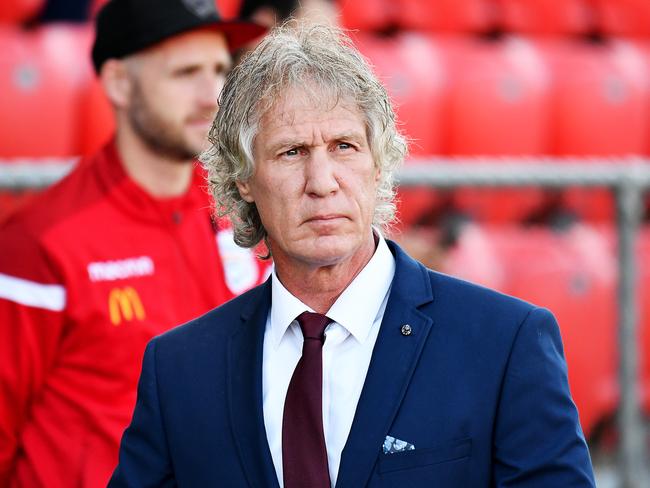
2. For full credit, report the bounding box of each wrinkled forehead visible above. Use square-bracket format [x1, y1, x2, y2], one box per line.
[272, 86, 352, 117]
[255, 80, 367, 134]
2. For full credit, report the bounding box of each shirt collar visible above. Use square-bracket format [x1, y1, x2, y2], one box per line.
[269, 232, 395, 348]
[270, 268, 316, 347]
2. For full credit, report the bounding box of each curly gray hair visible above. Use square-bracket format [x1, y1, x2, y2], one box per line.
[201, 21, 407, 250]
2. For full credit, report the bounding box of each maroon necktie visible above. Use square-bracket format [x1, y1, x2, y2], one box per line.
[282, 312, 331, 488]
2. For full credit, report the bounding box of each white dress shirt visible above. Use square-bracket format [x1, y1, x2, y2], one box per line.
[262, 234, 396, 487]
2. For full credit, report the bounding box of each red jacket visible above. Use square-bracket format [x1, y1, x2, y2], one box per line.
[0, 142, 268, 487]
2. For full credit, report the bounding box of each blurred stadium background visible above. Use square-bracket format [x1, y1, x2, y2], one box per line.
[1, 0, 650, 485]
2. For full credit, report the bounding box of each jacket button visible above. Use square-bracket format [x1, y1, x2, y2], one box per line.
[400, 324, 412, 336]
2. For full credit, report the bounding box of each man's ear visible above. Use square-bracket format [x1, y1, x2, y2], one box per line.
[236, 180, 255, 203]
[99, 59, 133, 109]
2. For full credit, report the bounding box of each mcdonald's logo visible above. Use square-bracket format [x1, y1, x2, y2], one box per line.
[108, 287, 146, 326]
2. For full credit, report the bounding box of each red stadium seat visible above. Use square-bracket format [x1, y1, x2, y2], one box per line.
[393, 185, 453, 231]
[0, 0, 44, 24]
[559, 185, 616, 223]
[474, 225, 618, 439]
[354, 32, 449, 228]
[496, 0, 595, 35]
[0, 25, 77, 157]
[396, 0, 495, 33]
[439, 223, 506, 290]
[338, 0, 394, 32]
[596, 0, 650, 38]
[0, 24, 95, 158]
[340, 0, 495, 33]
[441, 36, 551, 222]
[538, 39, 650, 221]
[451, 186, 549, 223]
[541, 38, 650, 156]
[445, 36, 552, 156]
[354, 32, 448, 156]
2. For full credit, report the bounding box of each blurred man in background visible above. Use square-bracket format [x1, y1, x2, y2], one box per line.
[0, 0, 265, 486]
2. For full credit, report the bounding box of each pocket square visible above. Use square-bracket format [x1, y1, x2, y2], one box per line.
[383, 435, 415, 454]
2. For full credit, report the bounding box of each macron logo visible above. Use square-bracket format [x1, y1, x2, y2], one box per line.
[87, 256, 155, 282]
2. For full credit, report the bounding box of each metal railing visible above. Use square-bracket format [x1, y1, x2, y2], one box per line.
[2, 156, 650, 487]
[0, 158, 76, 189]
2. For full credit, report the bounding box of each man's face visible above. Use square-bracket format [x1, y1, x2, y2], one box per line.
[237, 88, 380, 271]
[126, 29, 231, 161]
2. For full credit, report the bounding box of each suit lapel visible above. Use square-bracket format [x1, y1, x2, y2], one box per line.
[227, 281, 280, 488]
[336, 242, 435, 488]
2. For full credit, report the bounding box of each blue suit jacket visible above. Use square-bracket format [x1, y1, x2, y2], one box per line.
[109, 241, 595, 487]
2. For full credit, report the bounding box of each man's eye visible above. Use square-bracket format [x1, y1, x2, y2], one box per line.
[338, 142, 353, 150]
[174, 66, 198, 77]
[284, 148, 300, 157]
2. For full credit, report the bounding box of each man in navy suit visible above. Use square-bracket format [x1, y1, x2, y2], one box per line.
[110, 22, 595, 487]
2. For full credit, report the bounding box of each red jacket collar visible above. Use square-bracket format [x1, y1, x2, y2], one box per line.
[92, 140, 212, 225]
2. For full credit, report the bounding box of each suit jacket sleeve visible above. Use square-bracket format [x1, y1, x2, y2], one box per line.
[109, 339, 176, 487]
[492, 307, 595, 487]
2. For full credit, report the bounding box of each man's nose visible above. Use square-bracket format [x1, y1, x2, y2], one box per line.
[304, 150, 339, 197]
[197, 72, 221, 109]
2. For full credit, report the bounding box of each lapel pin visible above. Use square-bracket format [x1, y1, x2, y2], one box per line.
[400, 324, 412, 336]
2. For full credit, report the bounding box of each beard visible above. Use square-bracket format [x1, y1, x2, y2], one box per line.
[127, 81, 211, 162]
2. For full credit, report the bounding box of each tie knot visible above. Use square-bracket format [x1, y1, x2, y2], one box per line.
[296, 312, 331, 341]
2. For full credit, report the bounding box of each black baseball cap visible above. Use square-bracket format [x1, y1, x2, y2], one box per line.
[92, 0, 266, 73]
